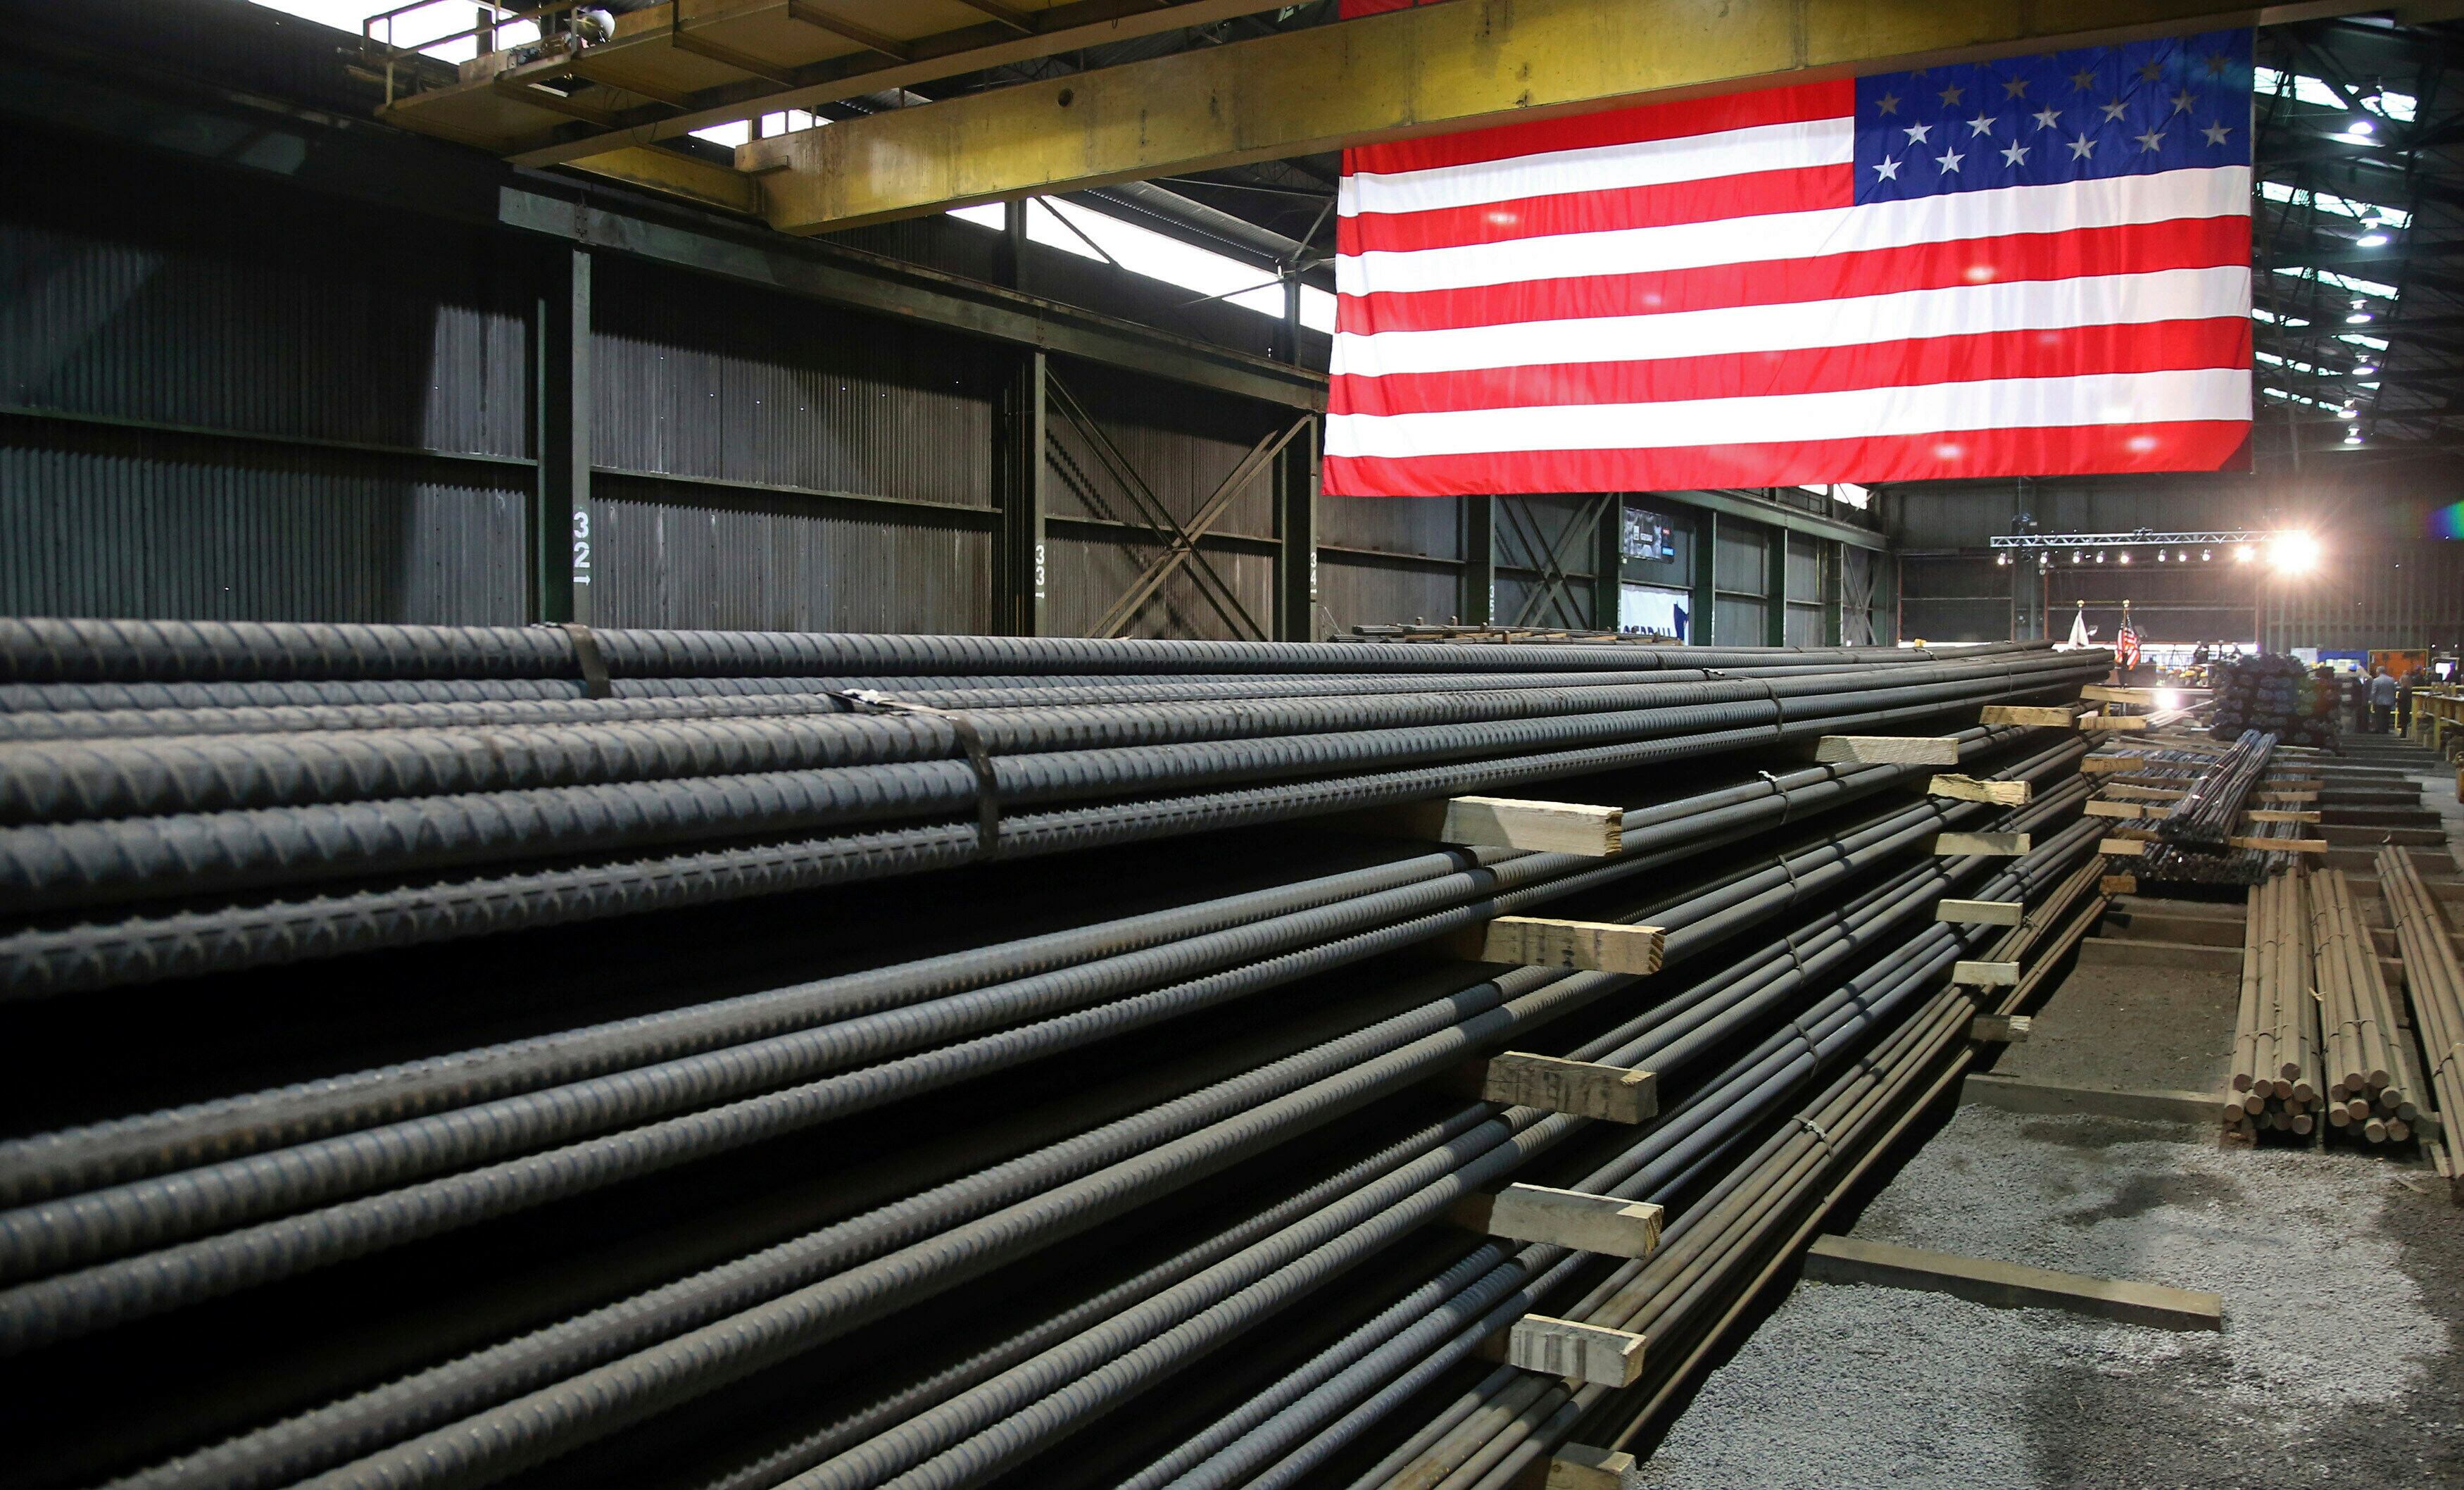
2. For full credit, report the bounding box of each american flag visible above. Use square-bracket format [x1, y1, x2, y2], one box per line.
[1325, 27, 2256, 497]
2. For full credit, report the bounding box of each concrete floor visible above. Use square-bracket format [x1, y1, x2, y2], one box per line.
[1635, 1105, 2464, 1490]
[1635, 740, 2464, 1489]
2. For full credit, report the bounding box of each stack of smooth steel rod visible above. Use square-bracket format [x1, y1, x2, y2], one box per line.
[2308, 868, 2418, 1144]
[2225, 868, 2325, 1144]
[0, 620, 2103, 999]
[0, 618, 2108, 1490]
[2375, 846, 2464, 1169]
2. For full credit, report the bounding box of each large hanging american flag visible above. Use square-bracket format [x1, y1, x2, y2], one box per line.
[1325, 27, 2255, 497]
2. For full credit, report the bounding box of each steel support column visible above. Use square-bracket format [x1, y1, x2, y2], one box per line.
[1464, 496, 1495, 625]
[1276, 417, 1319, 641]
[1690, 510, 1717, 648]
[995, 349, 1048, 636]
[534, 246, 592, 625]
[1764, 518, 1788, 647]
[1823, 540, 1844, 646]
[1592, 494, 1624, 631]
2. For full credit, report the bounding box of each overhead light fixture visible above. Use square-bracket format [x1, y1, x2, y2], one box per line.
[2349, 312, 2375, 323]
[2351, 117, 2376, 134]
[2157, 551, 2168, 563]
[2234, 545, 2255, 562]
[2071, 553, 2082, 563]
[2202, 550, 2213, 561]
[2119, 552, 2132, 564]
[2270, 532, 2322, 573]
[1996, 553, 2009, 566]
[2096, 553, 2107, 563]
[2337, 406, 2359, 419]
[2345, 430, 2365, 445]
[2356, 363, 2378, 375]
[2359, 232, 2391, 247]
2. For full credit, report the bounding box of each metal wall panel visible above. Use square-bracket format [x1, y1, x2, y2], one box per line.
[591, 478, 989, 632]
[1494, 494, 1599, 628]
[1044, 358, 1288, 539]
[1321, 494, 1463, 561]
[592, 258, 1000, 507]
[1315, 554, 1460, 634]
[1785, 534, 1821, 603]
[1714, 596, 1767, 646]
[3, 151, 530, 458]
[1900, 554, 2011, 643]
[1785, 604, 1824, 648]
[1714, 522, 1770, 595]
[0, 432, 525, 622]
[1044, 532, 1274, 639]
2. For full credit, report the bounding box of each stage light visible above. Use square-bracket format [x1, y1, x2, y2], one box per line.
[2096, 552, 2106, 563]
[2201, 550, 2213, 561]
[2270, 532, 2321, 573]
[1996, 553, 2009, 565]
[2071, 553, 2082, 563]
[2234, 545, 2254, 562]
[2157, 551, 2167, 562]
[2119, 552, 2132, 564]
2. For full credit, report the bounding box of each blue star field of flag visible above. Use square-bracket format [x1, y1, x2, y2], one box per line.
[1853, 29, 2254, 205]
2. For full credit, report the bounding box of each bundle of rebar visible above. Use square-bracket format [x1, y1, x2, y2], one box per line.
[0, 621, 2104, 999]
[2157, 729, 2276, 851]
[2306, 869, 2417, 1142]
[2225, 868, 2325, 1143]
[2375, 846, 2464, 1156]
[0, 620, 2109, 1490]
[1265, 820, 2105, 1490]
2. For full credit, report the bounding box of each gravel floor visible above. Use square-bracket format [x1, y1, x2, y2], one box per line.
[1634, 1106, 2464, 1490]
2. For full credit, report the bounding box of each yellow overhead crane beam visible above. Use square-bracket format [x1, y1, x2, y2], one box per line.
[738, 0, 2364, 234]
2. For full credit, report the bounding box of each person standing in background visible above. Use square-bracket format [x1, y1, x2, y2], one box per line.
[2398, 672, 2416, 736]
[2369, 668, 2399, 734]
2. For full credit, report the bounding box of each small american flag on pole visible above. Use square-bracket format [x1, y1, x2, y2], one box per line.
[1326, 25, 2255, 496]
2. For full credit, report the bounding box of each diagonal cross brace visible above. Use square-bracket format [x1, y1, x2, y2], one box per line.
[1093, 416, 1310, 639]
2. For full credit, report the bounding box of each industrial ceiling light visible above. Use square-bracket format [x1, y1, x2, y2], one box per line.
[2359, 232, 2391, 246]
[2349, 312, 2375, 323]
[2351, 117, 2376, 134]
[2356, 363, 2378, 375]
[2337, 406, 2358, 419]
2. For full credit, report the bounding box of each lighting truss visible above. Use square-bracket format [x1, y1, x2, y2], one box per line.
[1986, 530, 2286, 551]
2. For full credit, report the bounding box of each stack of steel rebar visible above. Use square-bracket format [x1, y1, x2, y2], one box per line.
[0, 620, 2108, 1490]
[2157, 729, 2277, 851]
[2308, 868, 2418, 1144]
[2226, 868, 2325, 1143]
[2376, 846, 2464, 1160]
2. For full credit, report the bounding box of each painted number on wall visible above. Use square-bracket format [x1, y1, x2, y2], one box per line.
[572, 510, 593, 585]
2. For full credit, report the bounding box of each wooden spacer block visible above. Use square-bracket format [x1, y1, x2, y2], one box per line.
[2101, 873, 2138, 895]
[1926, 773, 2031, 806]
[1814, 734, 1961, 765]
[1936, 897, 2023, 925]
[2101, 837, 2148, 858]
[1540, 1445, 1639, 1490]
[1343, 796, 1623, 856]
[2227, 836, 2328, 854]
[2079, 756, 2139, 773]
[2081, 713, 2151, 731]
[1482, 1184, 1664, 1258]
[2240, 809, 2321, 824]
[2084, 799, 2145, 819]
[1507, 1315, 1648, 1387]
[1933, 831, 2029, 856]
[2105, 784, 2187, 801]
[1971, 1013, 2034, 1043]
[2082, 684, 2196, 706]
[1450, 918, 1665, 975]
[1980, 704, 2085, 727]
[1476, 1051, 1658, 1122]
[1952, 960, 2020, 987]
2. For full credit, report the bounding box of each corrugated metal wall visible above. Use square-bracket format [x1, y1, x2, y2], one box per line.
[1712, 518, 1770, 645]
[1318, 494, 1463, 633]
[1494, 494, 1604, 628]
[1, 148, 532, 622]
